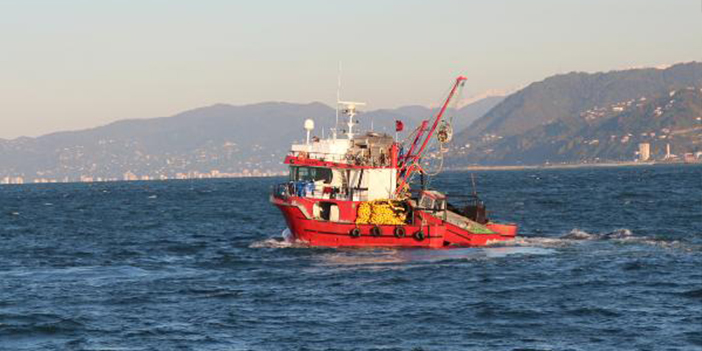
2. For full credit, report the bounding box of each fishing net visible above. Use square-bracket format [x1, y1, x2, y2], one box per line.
[355, 200, 407, 225]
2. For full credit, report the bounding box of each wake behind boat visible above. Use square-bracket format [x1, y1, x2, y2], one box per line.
[270, 76, 518, 248]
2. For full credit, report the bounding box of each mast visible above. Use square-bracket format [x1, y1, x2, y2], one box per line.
[334, 61, 342, 139]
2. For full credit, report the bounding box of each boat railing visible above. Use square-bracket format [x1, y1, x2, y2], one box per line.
[273, 181, 368, 201]
[411, 206, 447, 222]
[290, 151, 347, 163]
[410, 191, 484, 222]
[272, 182, 293, 199]
[443, 193, 483, 207]
[443, 193, 488, 224]
[272, 181, 315, 199]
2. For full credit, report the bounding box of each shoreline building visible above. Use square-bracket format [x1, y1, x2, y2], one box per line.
[638, 143, 650, 162]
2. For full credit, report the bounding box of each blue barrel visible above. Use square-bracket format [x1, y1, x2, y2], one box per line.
[304, 181, 315, 196]
[295, 181, 306, 196]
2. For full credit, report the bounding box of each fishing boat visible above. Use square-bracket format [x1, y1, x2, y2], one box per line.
[270, 76, 518, 248]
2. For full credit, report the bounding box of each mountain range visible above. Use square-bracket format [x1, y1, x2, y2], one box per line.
[1, 62, 701, 183]
[0, 97, 501, 182]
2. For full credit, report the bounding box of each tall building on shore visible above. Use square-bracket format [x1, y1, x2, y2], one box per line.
[638, 143, 650, 161]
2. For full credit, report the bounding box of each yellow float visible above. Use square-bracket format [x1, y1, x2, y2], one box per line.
[355, 200, 407, 225]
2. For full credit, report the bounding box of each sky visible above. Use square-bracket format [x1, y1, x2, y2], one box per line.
[0, 0, 700, 139]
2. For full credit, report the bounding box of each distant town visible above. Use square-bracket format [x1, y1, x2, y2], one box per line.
[1, 168, 287, 185]
[635, 142, 702, 163]
[2, 149, 701, 186]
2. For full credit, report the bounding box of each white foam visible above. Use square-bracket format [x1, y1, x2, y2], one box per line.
[249, 229, 307, 249]
[560, 228, 595, 240]
[483, 246, 555, 257]
[489, 228, 699, 252]
[249, 238, 295, 249]
[281, 228, 293, 242]
[249, 227, 698, 252]
[487, 236, 574, 248]
[558, 228, 634, 241]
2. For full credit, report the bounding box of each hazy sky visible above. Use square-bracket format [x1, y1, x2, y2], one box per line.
[0, 0, 700, 139]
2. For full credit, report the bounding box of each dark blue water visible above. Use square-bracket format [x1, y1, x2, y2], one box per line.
[1, 165, 700, 351]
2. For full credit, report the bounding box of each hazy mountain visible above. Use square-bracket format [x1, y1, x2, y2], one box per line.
[358, 96, 503, 135]
[11, 61, 701, 182]
[0, 97, 501, 182]
[0, 102, 335, 180]
[449, 62, 702, 165]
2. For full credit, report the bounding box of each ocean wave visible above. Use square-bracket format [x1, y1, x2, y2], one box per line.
[0, 312, 86, 336]
[490, 228, 698, 251]
[560, 228, 634, 240]
[679, 288, 702, 300]
[251, 227, 699, 253]
[487, 237, 572, 248]
[249, 229, 307, 249]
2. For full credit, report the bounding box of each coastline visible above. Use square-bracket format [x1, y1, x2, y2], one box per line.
[2, 161, 700, 186]
[448, 161, 701, 172]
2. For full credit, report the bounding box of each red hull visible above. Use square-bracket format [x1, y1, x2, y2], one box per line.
[271, 195, 517, 248]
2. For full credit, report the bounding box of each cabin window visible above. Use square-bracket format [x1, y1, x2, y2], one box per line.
[291, 166, 332, 184]
[419, 196, 434, 209]
[314, 202, 340, 221]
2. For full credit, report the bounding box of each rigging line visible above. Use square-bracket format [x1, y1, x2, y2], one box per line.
[425, 156, 444, 177]
[401, 124, 422, 147]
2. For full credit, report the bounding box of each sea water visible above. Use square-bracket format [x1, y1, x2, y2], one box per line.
[0, 165, 700, 350]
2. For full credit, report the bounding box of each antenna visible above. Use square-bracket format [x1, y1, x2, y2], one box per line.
[338, 101, 366, 139]
[334, 61, 342, 139]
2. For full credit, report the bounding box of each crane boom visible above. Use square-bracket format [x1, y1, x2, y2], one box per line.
[396, 76, 466, 193]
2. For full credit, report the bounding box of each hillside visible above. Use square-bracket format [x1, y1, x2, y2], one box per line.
[0, 98, 500, 182]
[449, 62, 702, 165]
[5, 62, 700, 182]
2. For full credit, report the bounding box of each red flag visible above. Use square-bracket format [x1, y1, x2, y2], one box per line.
[395, 120, 404, 132]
